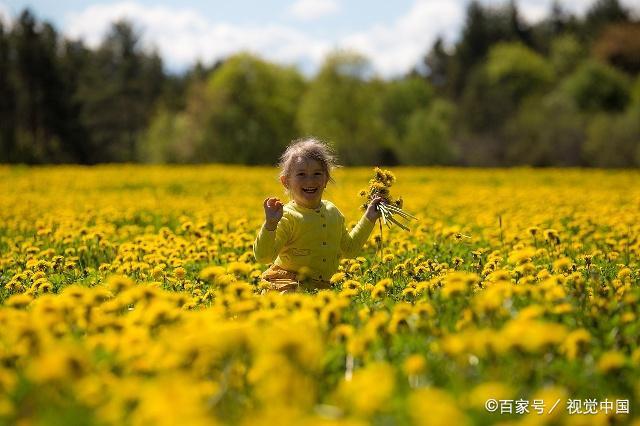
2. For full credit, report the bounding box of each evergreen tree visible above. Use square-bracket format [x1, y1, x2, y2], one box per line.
[451, 1, 489, 97]
[423, 37, 450, 94]
[39, 22, 84, 162]
[11, 10, 72, 162]
[507, 0, 532, 47]
[12, 10, 43, 162]
[530, 2, 578, 55]
[0, 21, 15, 162]
[549, 1, 569, 35]
[585, 0, 630, 36]
[59, 39, 92, 163]
[78, 20, 164, 162]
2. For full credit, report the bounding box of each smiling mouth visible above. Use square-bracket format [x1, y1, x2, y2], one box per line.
[302, 188, 318, 194]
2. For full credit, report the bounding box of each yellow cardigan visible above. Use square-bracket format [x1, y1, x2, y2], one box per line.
[254, 200, 376, 281]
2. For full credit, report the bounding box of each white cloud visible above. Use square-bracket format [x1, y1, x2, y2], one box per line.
[64, 2, 331, 72]
[288, 0, 339, 21]
[341, 0, 463, 76]
[0, 2, 11, 26]
[518, 2, 549, 23]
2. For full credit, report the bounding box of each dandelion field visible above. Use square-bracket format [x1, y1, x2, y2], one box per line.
[1, 165, 639, 426]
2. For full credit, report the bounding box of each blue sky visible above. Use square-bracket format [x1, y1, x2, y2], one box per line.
[1, 0, 638, 76]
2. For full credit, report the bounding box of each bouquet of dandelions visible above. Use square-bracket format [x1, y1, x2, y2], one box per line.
[360, 167, 417, 232]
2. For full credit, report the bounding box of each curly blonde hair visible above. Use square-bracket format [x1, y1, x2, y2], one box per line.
[278, 137, 339, 182]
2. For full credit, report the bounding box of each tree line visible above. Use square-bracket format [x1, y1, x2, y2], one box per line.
[1, 0, 639, 167]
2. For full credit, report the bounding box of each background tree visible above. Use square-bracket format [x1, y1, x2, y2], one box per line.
[399, 99, 457, 165]
[584, 0, 630, 36]
[593, 23, 640, 75]
[548, 1, 571, 36]
[10, 10, 81, 163]
[457, 42, 554, 165]
[203, 53, 305, 164]
[0, 21, 15, 162]
[562, 60, 630, 112]
[450, 2, 490, 98]
[549, 34, 585, 77]
[380, 77, 434, 144]
[1, 1, 640, 167]
[506, 0, 532, 47]
[423, 37, 451, 94]
[485, 42, 554, 101]
[138, 107, 191, 163]
[298, 51, 390, 165]
[449, 1, 534, 98]
[583, 108, 640, 167]
[505, 93, 585, 165]
[144, 53, 306, 164]
[77, 20, 164, 163]
[57, 39, 92, 163]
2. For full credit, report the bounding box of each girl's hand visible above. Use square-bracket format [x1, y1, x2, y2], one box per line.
[365, 196, 385, 222]
[263, 197, 284, 230]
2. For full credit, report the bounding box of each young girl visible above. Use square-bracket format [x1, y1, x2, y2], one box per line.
[254, 138, 383, 293]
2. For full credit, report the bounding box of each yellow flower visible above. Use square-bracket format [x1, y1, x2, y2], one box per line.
[560, 328, 590, 360]
[553, 257, 572, 273]
[334, 362, 395, 417]
[174, 267, 186, 279]
[330, 324, 354, 343]
[530, 386, 567, 421]
[402, 287, 416, 297]
[621, 312, 635, 323]
[465, 381, 514, 409]
[597, 351, 627, 373]
[330, 272, 346, 284]
[227, 261, 252, 277]
[199, 265, 226, 281]
[414, 301, 435, 318]
[617, 267, 632, 280]
[371, 284, 386, 299]
[5, 294, 33, 309]
[498, 319, 568, 354]
[508, 247, 536, 265]
[551, 303, 573, 314]
[151, 265, 165, 279]
[343, 280, 361, 290]
[348, 263, 361, 273]
[403, 354, 426, 377]
[441, 334, 467, 356]
[376, 278, 393, 288]
[544, 228, 560, 243]
[106, 275, 134, 293]
[442, 280, 465, 298]
[28, 348, 89, 383]
[409, 388, 468, 426]
[518, 305, 544, 320]
[485, 269, 511, 282]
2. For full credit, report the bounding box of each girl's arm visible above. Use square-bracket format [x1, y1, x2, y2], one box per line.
[339, 197, 383, 258]
[254, 198, 292, 263]
[254, 218, 292, 263]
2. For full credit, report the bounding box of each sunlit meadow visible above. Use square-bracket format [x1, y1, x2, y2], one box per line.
[1, 165, 639, 425]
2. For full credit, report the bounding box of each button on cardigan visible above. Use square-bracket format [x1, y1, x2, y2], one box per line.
[254, 200, 376, 281]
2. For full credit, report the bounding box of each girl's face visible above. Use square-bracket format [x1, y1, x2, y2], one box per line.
[281, 157, 328, 209]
